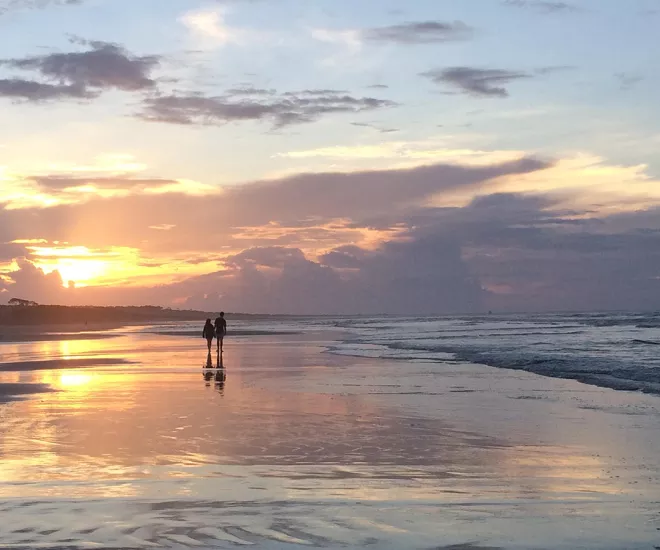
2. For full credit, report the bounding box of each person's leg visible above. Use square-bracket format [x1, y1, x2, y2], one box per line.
[219, 335, 224, 353]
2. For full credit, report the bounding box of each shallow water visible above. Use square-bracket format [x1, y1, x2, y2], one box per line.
[322, 312, 660, 394]
[0, 327, 659, 549]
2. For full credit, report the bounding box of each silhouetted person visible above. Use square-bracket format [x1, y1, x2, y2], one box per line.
[214, 312, 227, 353]
[202, 319, 215, 352]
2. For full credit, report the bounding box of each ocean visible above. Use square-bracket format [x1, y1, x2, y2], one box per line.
[328, 312, 660, 395]
[157, 312, 660, 396]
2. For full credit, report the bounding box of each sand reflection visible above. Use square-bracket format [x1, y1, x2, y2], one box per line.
[0, 329, 657, 549]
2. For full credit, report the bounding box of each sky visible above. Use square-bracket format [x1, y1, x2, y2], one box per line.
[1, 0, 659, 314]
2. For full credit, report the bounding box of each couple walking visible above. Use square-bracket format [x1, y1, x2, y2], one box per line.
[203, 312, 227, 353]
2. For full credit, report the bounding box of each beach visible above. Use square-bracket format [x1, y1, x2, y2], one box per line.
[0, 319, 659, 549]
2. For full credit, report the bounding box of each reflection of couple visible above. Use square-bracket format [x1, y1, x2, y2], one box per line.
[202, 313, 227, 353]
[205, 351, 223, 369]
[203, 365, 227, 393]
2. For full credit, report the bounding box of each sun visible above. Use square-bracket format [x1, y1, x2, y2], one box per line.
[27, 245, 111, 287]
[48, 259, 109, 287]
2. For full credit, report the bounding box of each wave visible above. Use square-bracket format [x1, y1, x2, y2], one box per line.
[333, 340, 660, 395]
[326, 313, 660, 396]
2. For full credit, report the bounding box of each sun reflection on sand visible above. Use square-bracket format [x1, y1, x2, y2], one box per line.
[58, 372, 94, 388]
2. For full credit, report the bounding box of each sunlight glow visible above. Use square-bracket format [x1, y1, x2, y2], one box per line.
[21, 243, 229, 288]
[59, 373, 94, 388]
[28, 246, 113, 287]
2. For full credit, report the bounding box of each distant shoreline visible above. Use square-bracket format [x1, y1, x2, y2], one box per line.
[0, 305, 211, 327]
[0, 304, 312, 327]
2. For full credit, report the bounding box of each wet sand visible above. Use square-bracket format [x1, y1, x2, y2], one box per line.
[0, 382, 52, 403]
[0, 322, 127, 342]
[0, 357, 135, 371]
[0, 327, 659, 549]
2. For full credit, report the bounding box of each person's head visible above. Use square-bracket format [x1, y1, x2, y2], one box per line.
[220, 312, 225, 317]
[205, 318, 211, 324]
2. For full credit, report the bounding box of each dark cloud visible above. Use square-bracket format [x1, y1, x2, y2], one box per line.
[138, 90, 396, 128]
[124, 237, 484, 315]
[421, 67, 532, 98]
[9, 194, 660, 314]
[364, 20, 474, 44]
[0, 258, 67, 304]
[502, 0, 578, 13]
[1, 41, 160, 96]
[223, 156, 548, 224]
[0, 78, 90, 101]
[319, 245, 366, 269]
[391, 194, 660, 312]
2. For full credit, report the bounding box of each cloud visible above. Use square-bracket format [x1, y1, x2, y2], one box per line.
[138, 89, 396, 128]
[227, 246, 307, 269]
[31, 175, 179, 192]
[277, 142, 527, 168]
[312, 20, 473, 49]
[1, 41, 160, 97]
[0, 241, 25, 262]
[0, 0, 82, 16]
[502, 0, 578, 13]
[8, 193, 660, 313]
[4, 152, 660, 313]
[421, 67, 532, 98]
[350, 121, 399, 134]
[0, 258, 67, 304]
[0, 172, 216, 209]
[0, 155, 550, 253]
[149, 224, 176, 231]
[364, 20, 474, 44]
[0, 78, 90, 101]
[615, 72, 644, 91]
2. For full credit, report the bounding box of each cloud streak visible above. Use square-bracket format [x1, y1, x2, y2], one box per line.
[502, 0, 578, 13]
[364, 21, 474, 44]
[138, 89, 397, 128]
[421, 67, 532, 97]
[312, 20, 473, 50]
[0, 78, 89, 101]
[0, 0, 82, 16]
